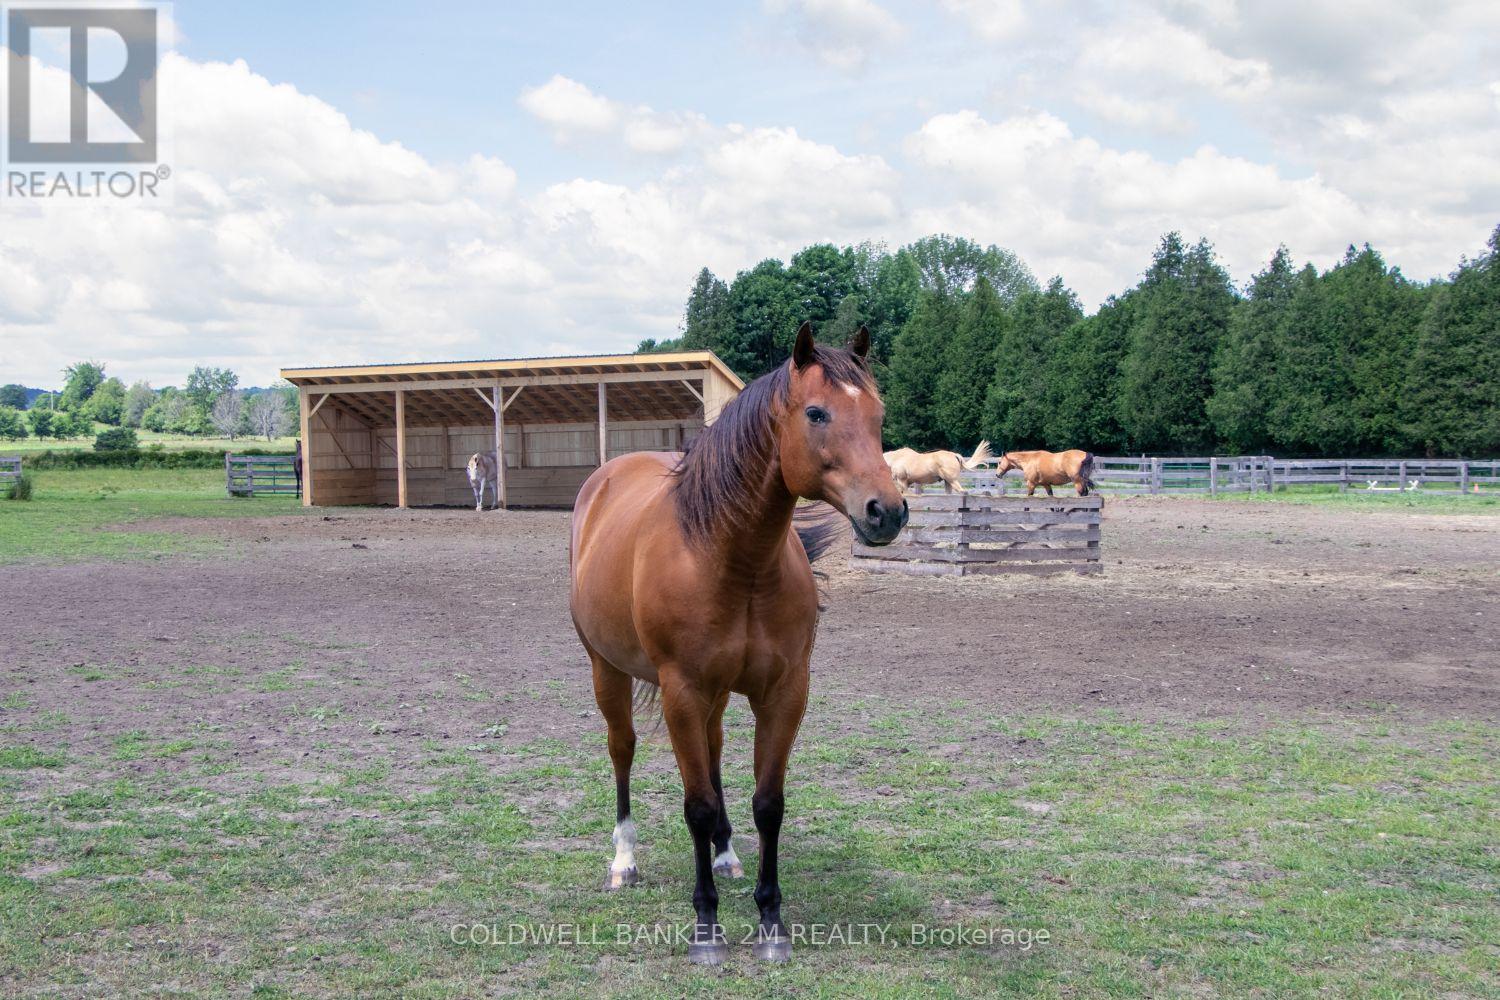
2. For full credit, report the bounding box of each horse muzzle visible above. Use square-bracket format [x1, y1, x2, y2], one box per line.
[853, 495, 908, 546]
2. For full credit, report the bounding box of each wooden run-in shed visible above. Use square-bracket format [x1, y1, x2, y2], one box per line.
[280, 352, 743, 509]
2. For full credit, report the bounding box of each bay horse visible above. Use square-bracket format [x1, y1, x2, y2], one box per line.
[569, 323, 906, 965]
[995, 448, 1096, 496]
[466, 451, 498, 511]
[884, 440, 994, 494]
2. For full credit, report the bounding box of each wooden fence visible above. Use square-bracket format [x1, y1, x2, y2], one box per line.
[964, 456, 1500, 496]
[852, 493, 1102, 577]
[226, 454, 300, 497]
[0, 456, 20, 485]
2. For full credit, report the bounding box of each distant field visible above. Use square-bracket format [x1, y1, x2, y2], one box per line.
[0, 426, 296, 455]
[0, 468, 304, 564]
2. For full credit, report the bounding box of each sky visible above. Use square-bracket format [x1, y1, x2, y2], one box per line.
[1, 0, 1498, 388]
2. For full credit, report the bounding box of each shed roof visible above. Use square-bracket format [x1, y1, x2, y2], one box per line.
[280, 350, 743, 428]
[281, 350, 743, 390]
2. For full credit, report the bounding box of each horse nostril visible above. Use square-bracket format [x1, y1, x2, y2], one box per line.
[865, 498, 883, 524]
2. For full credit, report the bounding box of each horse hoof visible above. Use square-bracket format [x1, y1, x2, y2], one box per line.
[687, 940, 728, 966]
[603, 866, 639, 891]
[712, 859, 744, 879]
[753, 935, 791, 963]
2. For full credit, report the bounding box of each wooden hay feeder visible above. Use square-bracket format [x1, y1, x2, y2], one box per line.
[851, 493, 1102, 576]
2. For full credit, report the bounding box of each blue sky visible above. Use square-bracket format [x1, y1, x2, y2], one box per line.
[2, 0, 1497, 386]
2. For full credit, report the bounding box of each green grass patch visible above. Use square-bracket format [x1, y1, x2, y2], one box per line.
[1210, 483, 1500, 514]
[0, 718, 1494, 997]
[0, 467, 305, 564]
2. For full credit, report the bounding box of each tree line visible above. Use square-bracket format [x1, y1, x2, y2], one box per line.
[642, 229, 1500, 458]
[0, 366, 297, 446]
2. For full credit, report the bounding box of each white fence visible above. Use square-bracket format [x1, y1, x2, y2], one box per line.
[962, 456, 1500, 496]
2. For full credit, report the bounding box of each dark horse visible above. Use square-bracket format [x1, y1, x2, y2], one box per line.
[569, 323, 906, 964]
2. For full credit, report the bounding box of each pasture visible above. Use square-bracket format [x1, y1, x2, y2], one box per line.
[1, 473, 1497, 998]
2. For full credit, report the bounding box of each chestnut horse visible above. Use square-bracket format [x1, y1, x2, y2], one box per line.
[570, 323, 906, 965]
[996, 448, 1096, 496]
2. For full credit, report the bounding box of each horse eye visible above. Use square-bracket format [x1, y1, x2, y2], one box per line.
[805, 406, 829, 425]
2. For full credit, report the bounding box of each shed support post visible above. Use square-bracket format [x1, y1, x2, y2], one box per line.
[597, 382, 608, 466]
[493, 385, 506, 509]
[395, 389, 408, 509]
[298, 388, 313, 507]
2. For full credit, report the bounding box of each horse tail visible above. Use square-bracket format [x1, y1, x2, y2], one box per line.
[963, 440, 995, 470]
[1080, 451, 1097, 493]
[632, 679, 663, 735]
[793, 501, 848, 564]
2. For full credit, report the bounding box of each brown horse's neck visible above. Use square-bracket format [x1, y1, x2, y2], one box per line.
[697, 434, 799, 576]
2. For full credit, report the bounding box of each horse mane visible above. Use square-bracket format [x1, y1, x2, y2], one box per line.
[671, 344, 877, 548]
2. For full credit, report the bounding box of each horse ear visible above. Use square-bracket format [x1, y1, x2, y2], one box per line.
[792, 321, 816, 369]
[847, 325, 870, 358]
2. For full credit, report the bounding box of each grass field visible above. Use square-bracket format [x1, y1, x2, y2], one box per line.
[0, 468, 303, 564]
[1, 705, 1494, 998]
[1, 427, 297, 454]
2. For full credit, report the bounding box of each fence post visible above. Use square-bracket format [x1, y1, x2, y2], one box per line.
[1398, 459, 1408, 492]
[1265, 456, 1275, 494]
[1340, 460, 1349, 493]
[1459, 461, 1469, 494]
[225, 452, 232, 497]
[1209, 457, 1217, 497]
[1151, 457, 1162, 494]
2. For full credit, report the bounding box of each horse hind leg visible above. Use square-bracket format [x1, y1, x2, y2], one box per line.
[591, 653, 640, 891]
[707, 692, 743, 879]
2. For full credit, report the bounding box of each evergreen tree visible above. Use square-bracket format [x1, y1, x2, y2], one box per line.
[1403, 225, 1500, 456]
[724, 258, 797, 379]
[884, 290, 960, 448]
[1046, 299, 1132, 453]
[855, 244, 923, 363]
[0, 384, 27, 409]
[1118, 235, 1234, 452]
[787, 244, 856, 332]
[1207, 247, 1296, 453]
[984, 276, 1082, 449]
[680, 268, 732, 353]
[935, 277, 1007, 446]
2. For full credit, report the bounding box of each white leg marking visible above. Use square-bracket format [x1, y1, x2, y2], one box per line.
[611, 818, 637, 873]
[712, 840, 744, 878]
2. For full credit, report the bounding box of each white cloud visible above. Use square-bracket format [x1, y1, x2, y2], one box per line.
[763, 0, 904, 71]
[517, 74, 708, 155]
[0, 56, 901, 386]
[939, 0, 1026, 41]
[904, 109, 1374, 303]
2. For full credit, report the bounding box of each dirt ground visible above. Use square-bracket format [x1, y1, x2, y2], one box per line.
[5, 496, 1497, 784]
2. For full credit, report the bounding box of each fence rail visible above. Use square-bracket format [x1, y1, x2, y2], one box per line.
[226, 454, 301, 497]
[0, 456, 20, 484]
[852, 493, 1102, 577]
[961, 456, 1500, 496]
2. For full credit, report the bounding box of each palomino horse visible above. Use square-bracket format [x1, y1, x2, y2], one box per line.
[884, 441, 994, 494]
[570, 323, 906, 965]
[466, 452, 498, 511]
[996, 448, 1096, 496]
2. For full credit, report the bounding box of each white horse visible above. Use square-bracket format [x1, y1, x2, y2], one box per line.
[466, 452, 499, 511]
[884, 441, 994, 494]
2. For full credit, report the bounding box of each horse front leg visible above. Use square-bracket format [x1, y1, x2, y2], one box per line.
[707, 691, 743, 879]
[660, 674, 728, 965]
[748, 675, 808, 963]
